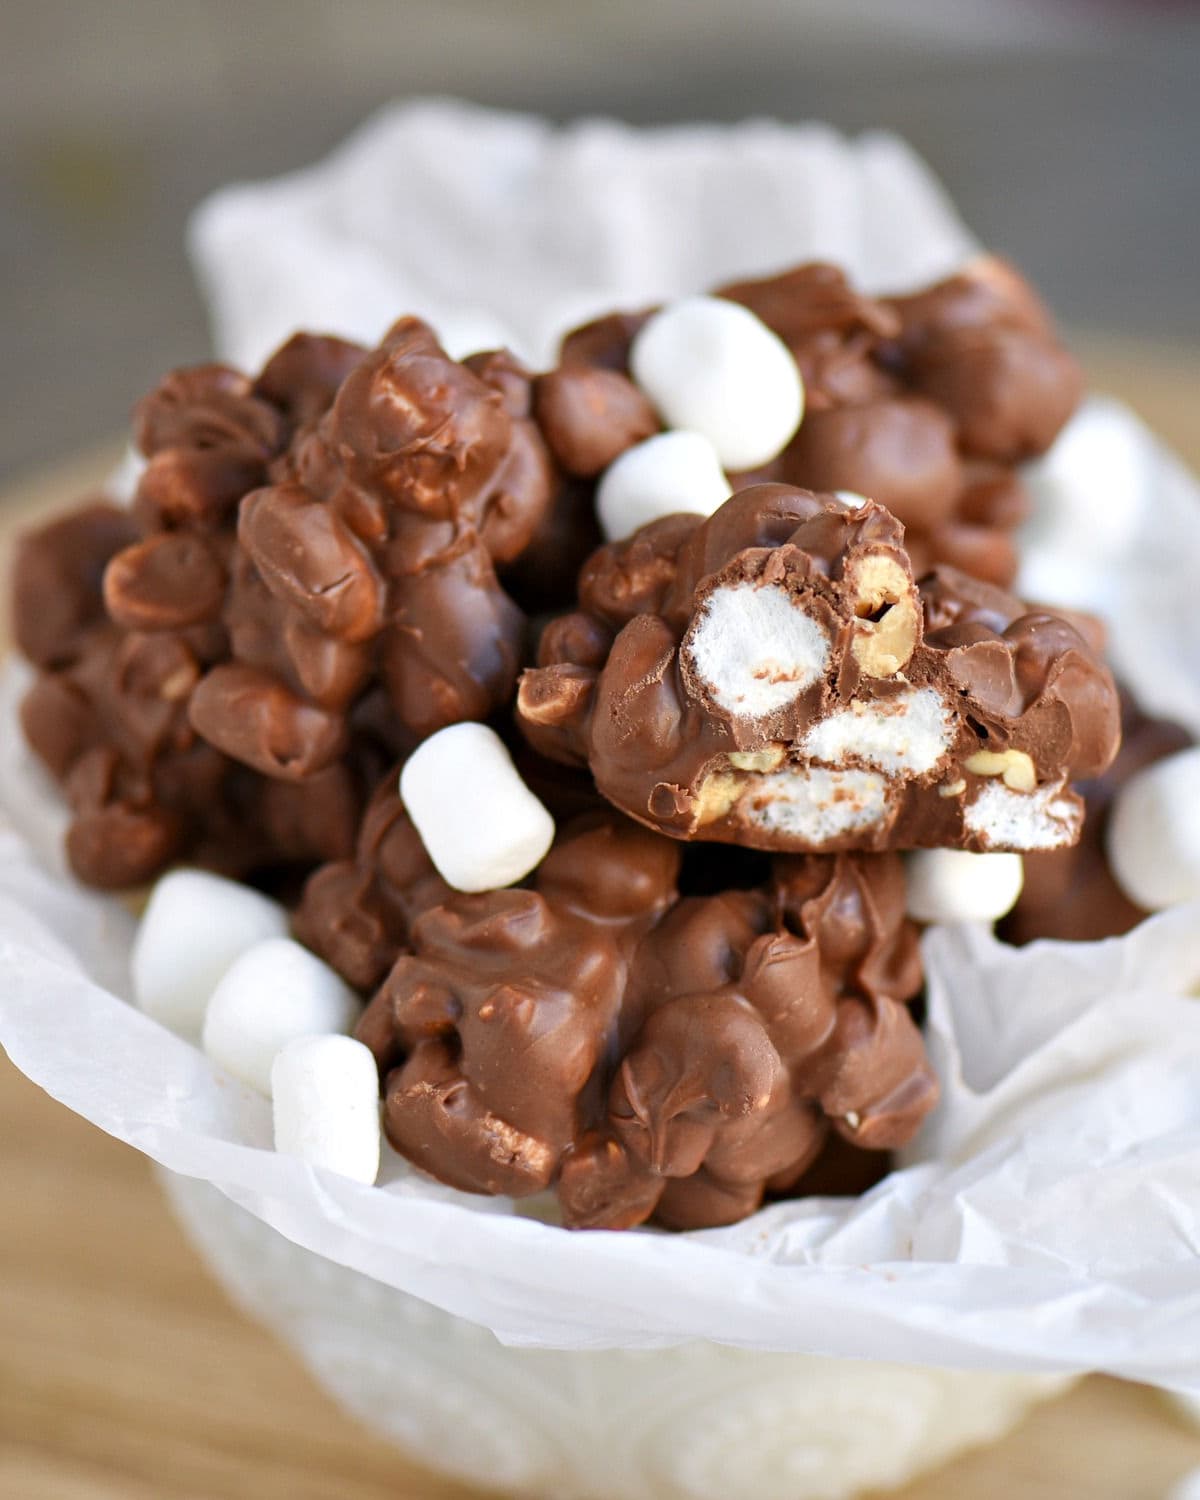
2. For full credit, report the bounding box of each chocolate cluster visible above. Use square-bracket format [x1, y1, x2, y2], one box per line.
[539, 256, 1080, 589]
[13, 258, 1079, 890]
[14, 337, 381, 886]
[15, 325, 559, 887]
[12, 252, 1111, 1229]
[197, 322, 557, 773]
[520, 485, 1120, 853]
[330, 805, 931, 1229]
[293, 771, 932, 1226]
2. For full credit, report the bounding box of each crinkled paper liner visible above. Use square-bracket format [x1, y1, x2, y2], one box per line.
[3, 105, 1200, 1391]
[189, 97, 979, 371]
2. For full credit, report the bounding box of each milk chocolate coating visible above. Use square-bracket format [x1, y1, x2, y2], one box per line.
[295, 769, 451, 992]
[253, 333, 368, 429]
[499, 479, 605, 616]
[533, 366, 659, 477]
[11, 502, 140, 669]
[732, 255, 1081, 486]
[131, 362, 288, 536]
[346, 809, 930, 1228]
[191, 319, 558, 770]
[719, 261, 902, 385]
[1000, 693, 1193, 944]
[18, 616, 369, 888]
[15, 344, 383, 888]
[18, 608, 369, 889]
[519, 485, 1120, 854]
[456, 350, 600, 614]
[358, 815, 682, 1198]
[881, 256, 1083, 463]
[103, 533, 227, 633]
[560, 854, 933, 1230]
[558, 310, 652, 371]
[782, 397, 963, 531]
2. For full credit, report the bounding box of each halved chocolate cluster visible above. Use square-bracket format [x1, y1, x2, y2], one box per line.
[519, 485, 1119, 853]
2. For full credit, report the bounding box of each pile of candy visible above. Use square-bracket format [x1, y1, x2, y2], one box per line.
[12, 255, 1199, 1230]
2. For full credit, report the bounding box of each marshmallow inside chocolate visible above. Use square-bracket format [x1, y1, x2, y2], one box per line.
[742, 766, 893, 845]
[963, 777, 1080, 851]
[800, 687, 953, 777]
[686, 582, 831, 718]
[519, 485, 1120, 854]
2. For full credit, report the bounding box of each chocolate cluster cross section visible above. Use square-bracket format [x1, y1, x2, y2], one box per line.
[519, 484, 1121, 853]
[1001, 691, 1194, 944]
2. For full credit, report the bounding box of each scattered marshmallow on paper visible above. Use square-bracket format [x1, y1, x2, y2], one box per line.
[272, 1034, 381, 1186]
[905, 850, 1024, 926]
[133, 869, 289, 1042]
[1108, 749, 1200, 912]
[202, 938, 361, 1097]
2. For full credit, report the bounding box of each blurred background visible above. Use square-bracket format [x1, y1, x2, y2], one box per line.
[2, 0, 1198, 485]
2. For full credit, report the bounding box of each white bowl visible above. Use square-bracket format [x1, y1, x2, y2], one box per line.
[163, 1172, 1071, 1500]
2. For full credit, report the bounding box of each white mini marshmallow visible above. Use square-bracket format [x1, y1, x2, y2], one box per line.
[905, 849, 1025, 925]
[1012, 549, 1109, 617]
[1107, 747, 1200, 912]
[271, 1034, 381, 1186]
[803, 687, 953, 777]
[1016, 400, 1149, 613]
[202, 938, 361, 1096]
[400, 722, 556, 893]
[132, 869, 289, 1042]
[596, 430, 731, 542]
[630, 295, 804, 470]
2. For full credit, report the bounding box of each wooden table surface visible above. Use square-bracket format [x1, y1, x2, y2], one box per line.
[3, 336, 1200, 1500]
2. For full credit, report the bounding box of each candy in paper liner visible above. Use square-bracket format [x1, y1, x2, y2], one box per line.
[4, 101, 1200, 1498]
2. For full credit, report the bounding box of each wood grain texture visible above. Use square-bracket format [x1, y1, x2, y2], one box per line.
[3, 339, 1200, 1498]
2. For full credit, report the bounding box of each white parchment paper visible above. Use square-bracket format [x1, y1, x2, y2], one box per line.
[3, 792, 1200, 1383]
[189, 98, 979, 371]
[3, 102, 1200, 1388]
